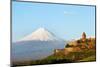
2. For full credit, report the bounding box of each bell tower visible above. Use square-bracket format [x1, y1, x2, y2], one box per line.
[82, 32, 86, 42]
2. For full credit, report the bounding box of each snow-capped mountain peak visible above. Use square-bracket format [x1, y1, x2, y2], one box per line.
[19, 27, 58, 41]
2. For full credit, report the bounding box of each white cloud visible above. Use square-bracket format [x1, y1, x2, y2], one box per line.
[64, 11, 75, 15]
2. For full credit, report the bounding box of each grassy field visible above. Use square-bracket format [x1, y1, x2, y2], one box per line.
[79, 55, 96, 62]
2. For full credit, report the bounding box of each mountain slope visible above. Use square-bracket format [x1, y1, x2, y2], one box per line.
[19, 28, 59, 42]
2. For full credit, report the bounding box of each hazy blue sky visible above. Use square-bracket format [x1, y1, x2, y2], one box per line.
[12, 1, 95, 42]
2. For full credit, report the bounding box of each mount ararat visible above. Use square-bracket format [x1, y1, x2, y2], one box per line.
[12, 28, 66, 62]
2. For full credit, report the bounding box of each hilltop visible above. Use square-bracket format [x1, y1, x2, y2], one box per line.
[53, 32, 96, 62]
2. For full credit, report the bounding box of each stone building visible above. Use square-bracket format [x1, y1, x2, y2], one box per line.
[81, 32, 86, 42]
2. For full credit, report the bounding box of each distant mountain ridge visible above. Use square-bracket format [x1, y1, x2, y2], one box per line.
[18, 27, 61, 42]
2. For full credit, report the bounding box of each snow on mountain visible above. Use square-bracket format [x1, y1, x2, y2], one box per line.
[19, 27, 59, 42]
